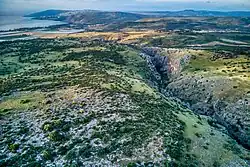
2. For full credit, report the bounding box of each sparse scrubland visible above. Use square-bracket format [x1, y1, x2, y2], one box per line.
[0, 11, 250, 167]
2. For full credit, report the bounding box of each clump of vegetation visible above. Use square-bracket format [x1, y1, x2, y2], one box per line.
[48, 130, 64, 142]
[127, 162, 137, 167]
[42, 119, 70, 132]
[8, 143, 19, 153]
[20, 99, 31, 104]
[42, 123, 53, 132]
[42, 150, 53, 160]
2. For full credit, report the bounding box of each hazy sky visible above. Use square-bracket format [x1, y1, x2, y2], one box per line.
[1, 0, 250, 14]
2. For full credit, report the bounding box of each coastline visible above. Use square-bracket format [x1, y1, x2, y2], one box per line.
[0, 16, 67, 32]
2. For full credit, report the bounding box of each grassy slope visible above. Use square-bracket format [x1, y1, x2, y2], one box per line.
[182, 50, 250, 103]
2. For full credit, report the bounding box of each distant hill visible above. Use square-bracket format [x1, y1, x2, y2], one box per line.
[26, 9, 250, 26]
[25, 9, 70, 18]
[25, 10, 146, 25]
[135, 10, 250, 17]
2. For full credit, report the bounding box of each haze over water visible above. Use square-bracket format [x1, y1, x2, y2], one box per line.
[0, 16, 65, 31]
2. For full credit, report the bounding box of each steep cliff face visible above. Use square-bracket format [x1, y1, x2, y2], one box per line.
[215, 99, 250, 149]
[167, 75, 250, 149]
[141, 47, 169, 88]
[141, 47, 250, 150]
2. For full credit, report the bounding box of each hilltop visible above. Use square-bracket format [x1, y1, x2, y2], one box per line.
[26, 9, 146, 25]
[136, 10, 250, 17]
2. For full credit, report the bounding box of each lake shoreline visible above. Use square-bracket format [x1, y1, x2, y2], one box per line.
[0, 16, 67, 32]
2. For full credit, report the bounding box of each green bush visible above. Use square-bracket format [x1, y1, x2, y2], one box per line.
[42, 150, 53, 160]
[20, 99, 31, 104]
[8, 143, 19, 153]
[48, 130, 64, 141]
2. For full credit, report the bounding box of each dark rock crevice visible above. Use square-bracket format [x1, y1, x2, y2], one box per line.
[140, 47, 250, 151]
[141, 47, 169, 89]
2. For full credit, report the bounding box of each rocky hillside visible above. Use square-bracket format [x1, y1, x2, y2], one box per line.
[142, 47, 250, 150]
[0, 39, 249, 166]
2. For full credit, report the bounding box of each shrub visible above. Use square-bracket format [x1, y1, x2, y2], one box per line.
[127, 162, 137, 167]
[42, 150, 53, 160]
[20, 99, 31, 104]
[194, 133, 202, 138]
[8, 143, 19, 153]
[48, 130, 64, 141]
[42, 122, 53, 132]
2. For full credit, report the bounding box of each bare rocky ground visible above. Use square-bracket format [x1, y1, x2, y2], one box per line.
[0, 87, 191, 166]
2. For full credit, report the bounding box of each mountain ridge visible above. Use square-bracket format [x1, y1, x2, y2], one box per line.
[25, 9, 146, 25]
[26, 9, 250, 18]
[135, 10, 250, 17]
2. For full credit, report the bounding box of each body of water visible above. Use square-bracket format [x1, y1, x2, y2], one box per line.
[36, 29, 85, 34]
[0, 16, 66, 31]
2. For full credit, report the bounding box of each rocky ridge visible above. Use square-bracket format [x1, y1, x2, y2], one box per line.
[141, 47, 250, 150]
